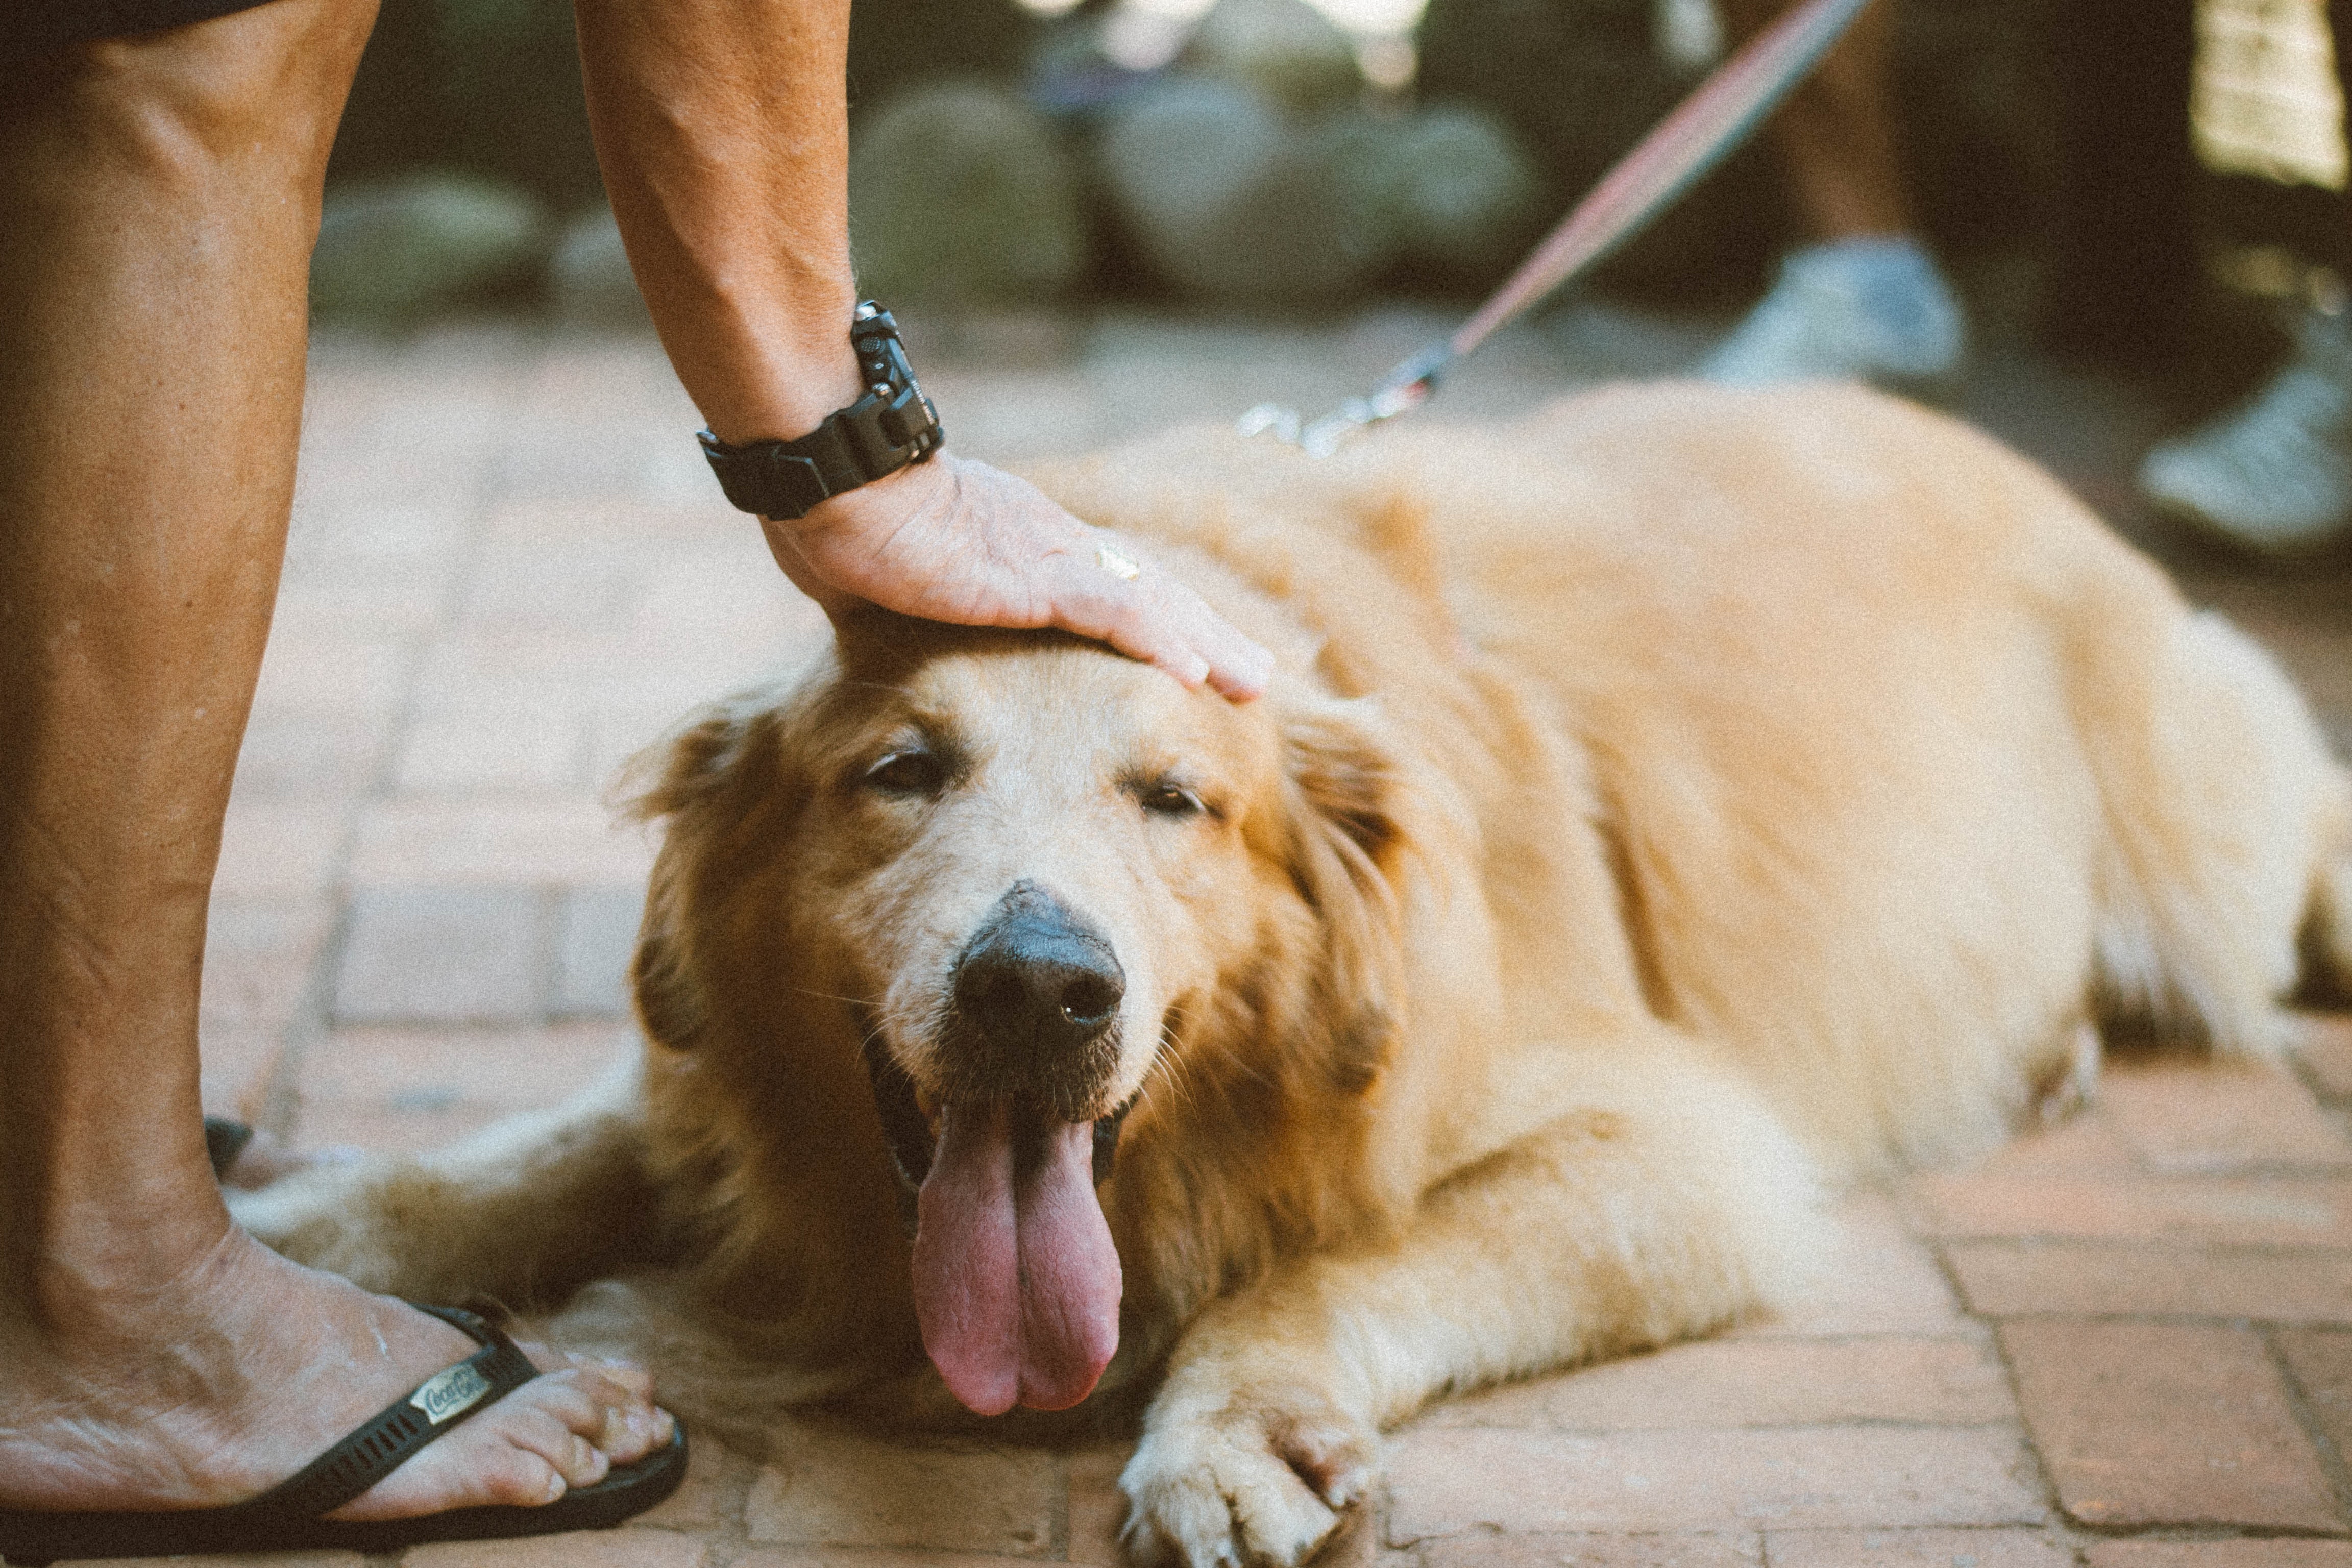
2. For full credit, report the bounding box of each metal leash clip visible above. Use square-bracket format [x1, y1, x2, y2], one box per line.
[1240, 342, 1454, 457]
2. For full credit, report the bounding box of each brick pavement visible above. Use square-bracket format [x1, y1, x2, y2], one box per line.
[178, 307, 2352, 1566]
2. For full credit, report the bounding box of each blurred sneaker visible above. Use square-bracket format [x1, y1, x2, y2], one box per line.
[1701, 235, 1967, 395]
[2138, 308, 2352, 555]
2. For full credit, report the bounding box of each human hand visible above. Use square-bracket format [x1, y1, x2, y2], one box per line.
[758, 452, 1274, 701]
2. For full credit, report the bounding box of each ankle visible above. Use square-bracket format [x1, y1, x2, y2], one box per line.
[1, 1194, 245, 1354]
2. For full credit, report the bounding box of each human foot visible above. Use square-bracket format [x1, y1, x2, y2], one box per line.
[0, 1223, 672, 1523]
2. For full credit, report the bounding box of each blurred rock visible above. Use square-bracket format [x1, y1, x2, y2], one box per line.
[328, 0, 601, 210]
[549, 206, 653, 331]
[1346, 103, 1547, 288]
[848, 82, 1088, 308]
[1097, 78, 1384, 304]
[1417, 0, 1784, 303]
[1183, 0, 1364, 115]
[311, 176, 551, 325]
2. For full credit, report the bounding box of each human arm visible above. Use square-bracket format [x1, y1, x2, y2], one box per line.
[569, 0, 1272, 698]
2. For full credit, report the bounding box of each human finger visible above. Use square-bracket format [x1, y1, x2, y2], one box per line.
[1060, 530, 1273, 700]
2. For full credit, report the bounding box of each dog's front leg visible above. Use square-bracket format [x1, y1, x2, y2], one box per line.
[230, 1052, 664, 1308]
[1119, 1056, 1825, 1568]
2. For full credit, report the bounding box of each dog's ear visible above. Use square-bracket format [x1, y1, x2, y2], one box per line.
[1278, 696, 1409, 1093]
[619, 703, 793, 1054]
[1285, 697, 1403, 870]
[631, 862, 708, 1054]
[619, 707, 753, 825]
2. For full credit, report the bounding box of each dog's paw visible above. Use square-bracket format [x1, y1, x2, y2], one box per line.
[1118, 1387, 1378, 1567]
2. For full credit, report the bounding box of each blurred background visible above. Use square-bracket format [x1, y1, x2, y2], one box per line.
[311, 0, 2347, 372]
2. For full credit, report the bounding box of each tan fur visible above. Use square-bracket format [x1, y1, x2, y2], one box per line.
[235, 382, 2352, 1567]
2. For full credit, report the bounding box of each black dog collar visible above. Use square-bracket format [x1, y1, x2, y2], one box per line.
[698, 301, 944, 522]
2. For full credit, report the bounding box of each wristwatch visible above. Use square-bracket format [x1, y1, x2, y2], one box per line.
[697, 301, 945, 522]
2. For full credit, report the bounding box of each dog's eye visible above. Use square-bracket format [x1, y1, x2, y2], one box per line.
[864, 750, 946, 797]
[1135, 781, 1207, 819]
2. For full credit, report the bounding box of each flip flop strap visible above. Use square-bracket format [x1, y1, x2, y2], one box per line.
[226, 1304, 541, 1524]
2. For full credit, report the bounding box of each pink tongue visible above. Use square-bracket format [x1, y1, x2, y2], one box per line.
[911, 1101, 1122, 1416]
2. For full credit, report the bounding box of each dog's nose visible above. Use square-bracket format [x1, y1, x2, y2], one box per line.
[952, 883, 1126, 1058]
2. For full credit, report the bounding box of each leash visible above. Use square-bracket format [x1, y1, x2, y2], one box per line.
[1240, 0, 1877, 456]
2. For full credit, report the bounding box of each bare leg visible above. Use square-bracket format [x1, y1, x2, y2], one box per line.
[1718, 0, 1913, 239]
[0, 0, 667, 1518]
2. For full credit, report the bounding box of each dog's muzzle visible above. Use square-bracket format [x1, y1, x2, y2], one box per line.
[856, 883, 1136, 1235]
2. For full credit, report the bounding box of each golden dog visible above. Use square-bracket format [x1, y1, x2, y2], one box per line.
[238, 382, 2352, 1567]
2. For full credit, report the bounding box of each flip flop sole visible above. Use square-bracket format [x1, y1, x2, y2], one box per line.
[0, 1428, 688, 1563]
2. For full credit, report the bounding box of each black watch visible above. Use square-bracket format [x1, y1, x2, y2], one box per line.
[697, 301, 945, 522]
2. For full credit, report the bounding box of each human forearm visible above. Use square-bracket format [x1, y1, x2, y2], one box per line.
[573, 0, 865, 442]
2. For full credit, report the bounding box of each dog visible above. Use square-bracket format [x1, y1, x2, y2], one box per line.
[236, 381, 2352, 1567]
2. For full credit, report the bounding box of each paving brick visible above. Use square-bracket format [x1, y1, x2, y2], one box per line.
[743, 1420, 1058, 1554]
[402, 1528, 707, 1568]
[348, 800, 656, 887]
[299, 1022, 634, 1111]
[728, 1550, 1056, 1567]
[1421, 1533, 1760, 1566]
[1743, 1193, 1976, 1338]
[1067, 1441, 1131, 1567]
[481, 499, 736, 547]
[1762, 1529, 2072, 1567]
[199, 1022, 291, 1119]
[1999, 1320, 2341, 1530]
[270, 550, 458, 640]
[1423, 1337, 2012, 1430]
[395, 707, 586, 795]
[1947, 1240, 2352, 1323]
[248, 631, 415, 722]
[626, 1428, 737, 1531]
[81, 1555, 363, 1568]
[1909, 1173, 2352, 1248]
[232, 713, 393, 800]
[1964, 1109, 2140, 1178]
[556, 886, 646, 1017]
[2304, 1016, 2352, 1101]
[213, 805, 349, 898]
[294, 1098, 514, 1154]
[2084, 1545, 2352, 1568]
[204, 896, 335, 1032]
[2100, 1057, 2351, 1171]
[332, 886, 546, 1024]
[1384, 1427, 2042, 1538]
[2278, 1327, 2352, 1461]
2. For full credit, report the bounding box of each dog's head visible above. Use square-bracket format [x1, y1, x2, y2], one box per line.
[628, 601, 1410, 1419]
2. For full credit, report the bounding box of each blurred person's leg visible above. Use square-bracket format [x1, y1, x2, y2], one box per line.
[2134, 0, 2352, 554]
[1701, 0, 1967, 389]
[0, 0, 667, 1525]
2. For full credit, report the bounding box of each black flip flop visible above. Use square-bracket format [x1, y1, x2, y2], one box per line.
[0, 1304, 688, 1565]
[202, 1115, 254, 1179]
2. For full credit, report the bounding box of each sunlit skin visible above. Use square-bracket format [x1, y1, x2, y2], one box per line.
[0, 0, 1264, 1529]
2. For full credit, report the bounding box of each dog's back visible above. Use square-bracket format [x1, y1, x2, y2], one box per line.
[1036, 381, 2352, 1180]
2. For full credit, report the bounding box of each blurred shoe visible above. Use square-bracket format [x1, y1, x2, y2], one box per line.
[1701, 236, 1967, 396]
[2138, 308, 2352, 555]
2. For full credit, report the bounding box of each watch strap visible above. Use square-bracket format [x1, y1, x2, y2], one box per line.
[699, 303, 943, 522]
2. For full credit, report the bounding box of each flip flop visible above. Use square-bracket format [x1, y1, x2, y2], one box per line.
[202, 1115, 253, 1178]
[0, 1304, 688, 1565]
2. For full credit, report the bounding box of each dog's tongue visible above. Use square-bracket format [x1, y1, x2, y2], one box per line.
[911, 1100, 1121, 1416]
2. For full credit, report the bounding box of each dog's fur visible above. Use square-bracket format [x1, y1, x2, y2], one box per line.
[238, 383, 2352, 1566]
